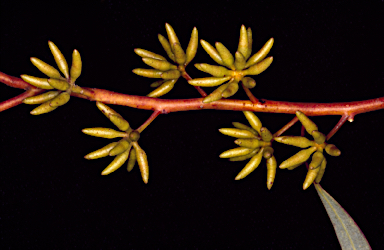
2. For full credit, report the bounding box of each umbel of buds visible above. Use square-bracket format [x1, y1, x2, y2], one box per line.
[21, 41, 84, 115]
[275, 111, 341, 190]
[219, 111, 277, 190]
[132, 23, 198, 98]
[189, 25, 274, 103]
[82, 102, 149, 184]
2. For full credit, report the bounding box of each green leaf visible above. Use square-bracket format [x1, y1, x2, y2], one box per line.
[314, 183, 371, 250]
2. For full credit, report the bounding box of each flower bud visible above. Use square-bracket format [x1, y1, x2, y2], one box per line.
[245, 37, 274, 68]
[309, 151, 324, 170]
[200, 39, 223, 65]
[101, 149, 130, 175]
[303, 165, 321, 190]
[84, 142, 118, 160]
[48, 41, 69, 79]
[312, 130, 326, 144]
[266, 156, 277, 190]
[30, 57, 62, 79]
[185, 27, 198, 66]
[219, 147, 254, 158]
[296, 111, 318, 135]
[234, 138, 266, 148]
[109, 140, 130, 156]
[325, 144, 341, 156]
[235, 148, 264, 180]
[274, 136, 315, 148]
[279, 146, 317, 169]
[219, 128, 258, 138]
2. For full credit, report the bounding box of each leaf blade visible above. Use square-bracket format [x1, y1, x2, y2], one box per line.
[314, 183, 371, 250]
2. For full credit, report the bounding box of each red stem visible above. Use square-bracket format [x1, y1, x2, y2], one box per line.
[137, 110, 161, 133]
[273, 117, 299, 138]
[326, 115, 349, 141]
[242, 83, 259, 104]
[2, 72, 384, 118]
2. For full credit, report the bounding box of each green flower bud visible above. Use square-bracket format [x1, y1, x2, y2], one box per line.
[279, 146, 317, 169]
[325, 144, 341, 156]
[235, 148, 264, 180]
[274, 136, 315, 148]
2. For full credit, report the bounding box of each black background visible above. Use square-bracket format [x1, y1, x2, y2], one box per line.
[1, 1, 383, 249]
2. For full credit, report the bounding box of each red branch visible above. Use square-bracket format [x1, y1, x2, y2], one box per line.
[2, 72, 384, 119]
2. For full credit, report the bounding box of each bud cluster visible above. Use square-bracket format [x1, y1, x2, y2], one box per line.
[275, 111, 341, 189]
[219, 111, 277, 189]
[189, 25, 274, 103]
[133, 23, 198, 98]
[21, 41, 83, 115]
[82, 102, 149, 183]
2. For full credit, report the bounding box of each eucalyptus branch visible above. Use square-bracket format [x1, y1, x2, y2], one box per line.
[2, 72, 383, 118]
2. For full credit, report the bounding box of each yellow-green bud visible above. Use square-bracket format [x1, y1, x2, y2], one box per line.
[235, 148, 264, 180]
[147, 79, 177, 98]
[161, 69, 180, 79]
[84, 142, 118, 160]
[279, 146, 317, 169]
[200, 39, 223, 65]
[132, 142, 149, 184]
[23, 91, 60, 105]
[219, 128, 258, 138]
[237, 25, 248, 63]
[82, 128, 127, 139]
[221, 80, 239, 98]
[263, 146, 274, 159]
[296, 111, 318, 135]
[48, 41, 69, 79]
[101, 149, 130, 175]
[241, 77, 256, 89]
[312, 130, 326, 144]
[20, 74, 54, 90]
[142, 57, 177, 71]
[303, 165, 321, 190]
[215, 42, 234, 69]
[315, 158, 327, 183]
[49, 92, 70, 107]
[194, 63, 231, 77]
[47, 78, 70, 91]
[132, 68, 163, 78]
[309, 151, 324, 170]
[134, 48, 166, 61]
[243, 56, 273, 75]
[232, 122, 258, 135]
[70, 49, 82, 82]
[266, 155, 277, 190]
[260, 127, 273, 142]
[188, 76, 231, 87]
[30, 57, 62, 79]
[172, 42, 186, 65]
[243, 111, 262, 134]
[185, 27, 198, 66]
[274, 136, 315, 148]
[127, 148, 136, 172]
[219, 147, 254, 158]
[245, 37, 274, 68]
[129, 131, 140, 142]
[234, 138, 267, 148]
[325, 144, 341, 156]
[109, 140, 131, 156]
[229, 148, 260, 161]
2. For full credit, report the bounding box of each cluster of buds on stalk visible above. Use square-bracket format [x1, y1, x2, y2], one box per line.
[21, 41, 84, 114]
[82, 102, 149, 183]
[219, 111, 277, 189]
[132, 23, 198, 97]
[275, 111, 341, 190]
[188, 25, 274, 103]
